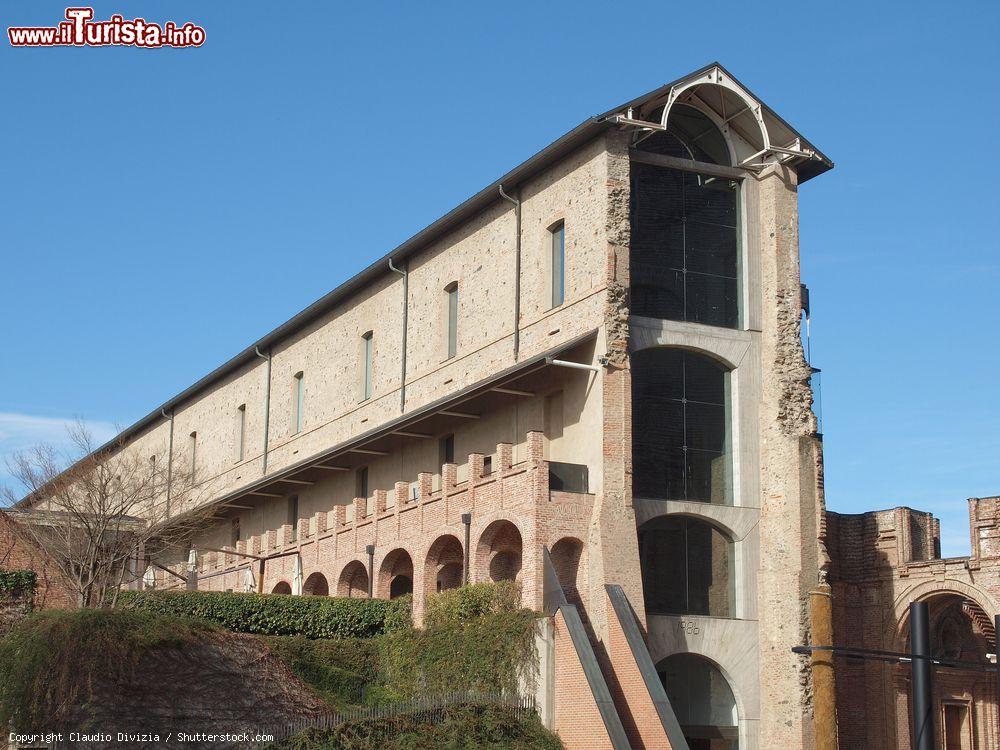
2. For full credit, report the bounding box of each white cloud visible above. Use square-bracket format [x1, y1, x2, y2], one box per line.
[0, 412, 118, 499]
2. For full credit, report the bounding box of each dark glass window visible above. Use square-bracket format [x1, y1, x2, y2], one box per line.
[658, 653, 739, 750]
[439, 434, 455, 465]
[639, 516, 733, 617]
[631, 164, 739, 327]
[634, 104, 732, 166]
[632, 348, 731, 504]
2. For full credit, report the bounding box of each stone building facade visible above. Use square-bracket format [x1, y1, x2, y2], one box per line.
[24, 63, 839, 750]
[827, 498, 1000, 750]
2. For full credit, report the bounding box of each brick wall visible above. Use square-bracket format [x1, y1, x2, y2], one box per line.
[0, 512, 75, 611]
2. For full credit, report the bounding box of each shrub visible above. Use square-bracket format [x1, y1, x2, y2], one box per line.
[263, 636, 379, 707]
[423, 581, 520, 628]
[0, 570, 36, 600]
[0, 609, 212, 730]
[273, 704, 563, 750]
[119, 590, 412, 639]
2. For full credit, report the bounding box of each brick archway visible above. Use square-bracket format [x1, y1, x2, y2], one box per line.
[475, 519, 522, 585]
[550, 536, 588, 613]
[337, 560, 369, 598]
[890, 579, 999, 652]
[424, 534, 464, 600]
[377, 548, 414, 599]
[271, 580, 292, 595]
[303, 572, 329, 596]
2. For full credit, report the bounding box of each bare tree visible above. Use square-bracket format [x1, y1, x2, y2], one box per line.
[2, 421, 213, 608]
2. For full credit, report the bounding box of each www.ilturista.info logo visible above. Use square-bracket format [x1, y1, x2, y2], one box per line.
[8, 7, 205, 48]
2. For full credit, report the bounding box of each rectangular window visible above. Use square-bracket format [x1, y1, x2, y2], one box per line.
[292, 372, 304, 434]
[356, 467, 369, 499]
[188, 432, 197, 481]
[483, 455, 493, 475]
[551, 222, 565, 308]
[439, 434, 455, 466]
[446, 283, 459, 359]
[231, 517, 241, 546]
[361, 332, 373, 401]
[287, 495, 299, 541]
[235, 404, 246, 462]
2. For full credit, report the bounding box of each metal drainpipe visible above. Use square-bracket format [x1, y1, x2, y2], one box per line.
[161, 409, 174, 516]
[498, 185, 521, 361]
[366, 544, 375, 598]
[255, 347, 272, 474]
[388, 258, 408, 413]
[461, 512, 472, 585]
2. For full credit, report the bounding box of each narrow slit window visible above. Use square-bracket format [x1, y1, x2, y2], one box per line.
[361, 332, 373, 401]
[356, 466, 369, 499]
[550, 222, 565, 308]
[292, 372, 304, 434]
[439, 434, 455, 466]
[287, 495, 299, 541]
[188, 431, 197, 482]
[445, 282, 459, 359]
[235, 404, 246, 462]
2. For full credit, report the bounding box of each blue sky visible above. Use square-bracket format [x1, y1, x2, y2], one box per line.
[2, 1, 997, 556]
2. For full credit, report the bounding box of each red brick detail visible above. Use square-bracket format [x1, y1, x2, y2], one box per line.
[553, 609, 617, 750]
[603, 589, 673, 749]
[0, 513, 75, 610]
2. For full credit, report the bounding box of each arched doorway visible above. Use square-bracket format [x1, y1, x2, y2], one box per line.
[638, 516, 734, 617]
[271, 581, 292, 595]
[632, 348, 732, 505]
[425, 534, 464, 597]
[658, 653, 739, 750]
[302, 572, 329, 596]
[378, 549, 414, 600]
[337, 560, 369, 598]
[550, 537, 588, 612]
[477, 520, 522, 584]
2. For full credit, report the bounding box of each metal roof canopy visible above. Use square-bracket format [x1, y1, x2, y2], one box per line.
[19, 63, 831, 504]
[177, 330, 598, 524]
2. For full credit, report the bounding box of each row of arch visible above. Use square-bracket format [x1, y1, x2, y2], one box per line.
[268, 519, 533, 603]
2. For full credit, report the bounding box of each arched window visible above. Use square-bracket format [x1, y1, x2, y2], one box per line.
[632, 348, 732, 505]
[631, 104, 740, 329]
[639, 516, 733, 617]
[658, 653, 739, 750]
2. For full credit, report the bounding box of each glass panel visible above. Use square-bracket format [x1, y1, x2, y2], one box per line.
[639, 519, 687, 615]
[362, 334, 373, 400]
[632, 349, 731, 504]
[659, 653, 739, 749]
[630, 162, 740, 328]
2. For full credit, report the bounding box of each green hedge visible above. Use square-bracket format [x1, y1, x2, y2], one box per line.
[273, 704, 563, 750]
[119, 590, 412, 639]
[0, 570, 36, 599]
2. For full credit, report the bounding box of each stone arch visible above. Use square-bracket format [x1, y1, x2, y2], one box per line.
[377, 548, 414, 600]
[476, 519, 523, 584]
[337, 560, 369, 599]
[550, 536, 588, 612]
[271, 580, 292, 595]
[302, 572, 329, 597]
[424, 534, 464, 599]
